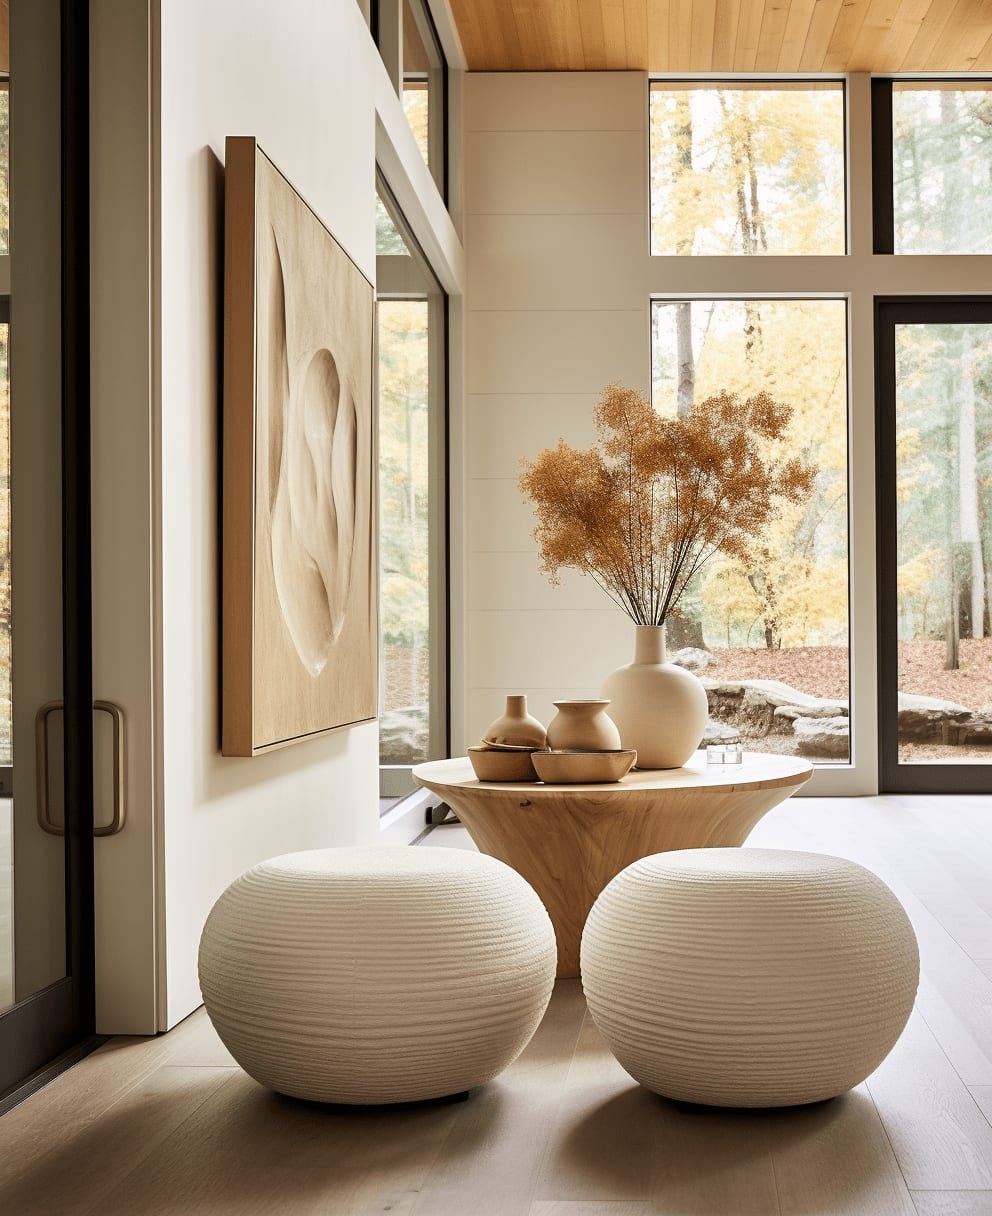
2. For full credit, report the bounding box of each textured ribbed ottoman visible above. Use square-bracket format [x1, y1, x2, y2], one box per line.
[199, 847, 557, 1104]
[581, 848, 919, 1107]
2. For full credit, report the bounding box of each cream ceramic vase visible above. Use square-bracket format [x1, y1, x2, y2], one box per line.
[600, 625, 709, 769]
[546, 700, 622, 752]
[483, 695, 547, 748]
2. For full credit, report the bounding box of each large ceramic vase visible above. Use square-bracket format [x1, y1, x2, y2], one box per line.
[600, 625, 709, 769]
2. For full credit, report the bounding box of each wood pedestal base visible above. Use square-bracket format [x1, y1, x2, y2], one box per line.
[413, 753, 813, 977]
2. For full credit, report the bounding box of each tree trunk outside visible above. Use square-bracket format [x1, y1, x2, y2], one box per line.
[673, 94, 696, 417]
[665, 614, 706, 651]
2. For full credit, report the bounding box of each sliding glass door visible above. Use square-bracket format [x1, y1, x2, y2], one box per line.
[877, 299, 992, 792]
[0, 0, 96, 1109]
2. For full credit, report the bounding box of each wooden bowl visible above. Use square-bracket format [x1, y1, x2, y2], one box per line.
[467, 746, 546, 782]
[531, 749, 637, 784]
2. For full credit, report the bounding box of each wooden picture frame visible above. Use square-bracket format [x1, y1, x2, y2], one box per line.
[222, 137, 376, 756]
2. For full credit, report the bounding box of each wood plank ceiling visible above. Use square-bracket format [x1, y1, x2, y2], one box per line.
[447, 0, 992, 74]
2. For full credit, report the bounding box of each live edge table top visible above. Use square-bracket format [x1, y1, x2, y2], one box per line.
[412, 752, 813, 978]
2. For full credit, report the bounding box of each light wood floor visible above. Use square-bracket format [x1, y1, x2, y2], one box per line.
[2, 794, 992, 1215]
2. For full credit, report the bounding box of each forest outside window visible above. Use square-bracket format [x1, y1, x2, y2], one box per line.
[375, 183, 447, 798]
[872, 80, 992, 254]
[649, 81, 846, 257]
[652, 299, 850, 763]
[893, 84, 992, 254]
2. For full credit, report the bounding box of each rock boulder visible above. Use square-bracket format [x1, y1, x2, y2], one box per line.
[793, 716, 850, 759]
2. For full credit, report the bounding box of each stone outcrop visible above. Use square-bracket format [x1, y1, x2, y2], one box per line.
[380, 707, 429, 764]
[697, 680, 992, 755]
[703, 678, 848, 739]
[793, 716, 850, 758]
[896, 692, 972, 741]
[670, 647, 717, 673]
[702, 719, 741, 744]
[698, 678, 849, 756]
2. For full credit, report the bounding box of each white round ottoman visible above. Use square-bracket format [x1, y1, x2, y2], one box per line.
[581, 848, 919, 1107]
[199, 847, 557, 1104]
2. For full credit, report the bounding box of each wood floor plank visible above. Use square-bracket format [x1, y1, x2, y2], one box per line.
[648, 1102, 780, 1214]
[971, 1085, 992, 1125]
[0, 1032, 169, 1143]
[0, 1066, 234, 1216]
[770, 1085, 916, 1216]
[408, 979, 588, 1216]
[910, 1191, 992, 1216]
[530, 1204, 656, 1215]
[534, 1013, 657, 1204]
[919, 995, 992, 1086]
[867, 1011, 992, 1189]
[93, 1068, 460, 1216]
[158, 1006, 237, 1068]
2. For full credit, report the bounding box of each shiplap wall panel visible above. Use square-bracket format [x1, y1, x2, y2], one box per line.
[462, 72, 649, 750]
[450, 0, 992, 70]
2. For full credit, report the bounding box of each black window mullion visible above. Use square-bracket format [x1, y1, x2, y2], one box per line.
[871, 80, 895, 255]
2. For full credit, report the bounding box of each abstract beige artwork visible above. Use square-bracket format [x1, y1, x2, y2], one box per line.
[222, 137, 376, 755]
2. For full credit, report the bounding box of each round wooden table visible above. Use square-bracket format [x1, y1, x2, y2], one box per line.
[412, 752, 813, 977]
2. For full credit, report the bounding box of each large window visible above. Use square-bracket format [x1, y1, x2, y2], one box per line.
[375, 184, 447, 797]
[647, 76, 992, 791]
[652, 299, 850, 762]
[649, 82, 846, 256]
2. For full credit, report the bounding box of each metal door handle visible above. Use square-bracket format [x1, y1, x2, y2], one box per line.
[35, 700, 127, 837]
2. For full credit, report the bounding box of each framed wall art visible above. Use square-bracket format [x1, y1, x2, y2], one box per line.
[222, 136, 376, 756]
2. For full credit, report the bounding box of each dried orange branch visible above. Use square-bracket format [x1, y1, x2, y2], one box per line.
[518, 384, 815, 628]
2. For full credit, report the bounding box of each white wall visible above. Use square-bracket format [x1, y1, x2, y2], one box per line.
[156, 0, 381, 1029]
[85, 0, 463, 1034]
[461, 73, 649, 750]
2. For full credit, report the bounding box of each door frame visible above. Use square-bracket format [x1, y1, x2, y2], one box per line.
[875, 295, 992, 794]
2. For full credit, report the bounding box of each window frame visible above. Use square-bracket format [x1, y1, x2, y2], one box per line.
[375, 0, 448, 202]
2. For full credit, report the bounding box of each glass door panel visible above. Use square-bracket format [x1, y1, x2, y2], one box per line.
[0, 0, 95, 1107]
[877, 300, 992, 791]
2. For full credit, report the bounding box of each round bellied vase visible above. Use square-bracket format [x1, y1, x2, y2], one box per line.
[600, 625, 708, 769]
[546, 700, 622, 752]
[483, 694, 547, 748]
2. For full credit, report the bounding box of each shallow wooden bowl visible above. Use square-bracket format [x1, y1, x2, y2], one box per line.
[531, 749, 637, 784]
[467, 746, 546, 782]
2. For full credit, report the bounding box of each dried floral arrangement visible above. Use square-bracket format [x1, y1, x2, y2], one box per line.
[518, 383, 816, 627]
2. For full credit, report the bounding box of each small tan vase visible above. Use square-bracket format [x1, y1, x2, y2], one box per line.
[546, 700, 622, 752]
[600, 625, 709, 769]
[483, 695, 547, 748]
